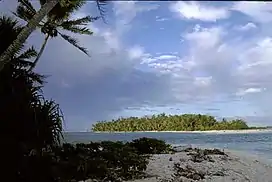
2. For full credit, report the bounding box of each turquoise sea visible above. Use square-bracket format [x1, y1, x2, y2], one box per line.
[64, 132, 272, 162]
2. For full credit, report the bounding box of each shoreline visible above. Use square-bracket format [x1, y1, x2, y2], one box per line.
[93, 129, 272, 134]
[125, 148, 272, 182]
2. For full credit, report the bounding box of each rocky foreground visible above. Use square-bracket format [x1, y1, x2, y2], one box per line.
[128, 147, 272, 182]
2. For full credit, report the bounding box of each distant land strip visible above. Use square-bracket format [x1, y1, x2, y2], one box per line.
[92, 113, 272, 132]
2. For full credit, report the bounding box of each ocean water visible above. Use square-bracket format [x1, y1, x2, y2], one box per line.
[64, 132, 272, 162]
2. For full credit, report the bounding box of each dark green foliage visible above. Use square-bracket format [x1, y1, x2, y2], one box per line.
[53, 140, 150, 182]
[129, 137, 173, 154]
[0, 15, 63, 182]
[184, 148, 227, 156]
[45, 138, 171, 182]
[92, 114, 250, 132]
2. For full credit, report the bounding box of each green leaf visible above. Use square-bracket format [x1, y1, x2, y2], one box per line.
[13, 2, 36, 22]
[18, 0, 36, 14]
[61, 25, 93, 35]
[50, 0, 86, 21]
[58, 32, 89, 56]
[17, 46, 37, 60]
[61, 16, 99, 26]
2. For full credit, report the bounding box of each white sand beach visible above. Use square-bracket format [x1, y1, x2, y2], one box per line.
[127, 149, 272, 182]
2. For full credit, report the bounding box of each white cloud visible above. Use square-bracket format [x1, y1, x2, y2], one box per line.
[141, 54, 179, 64]
[194, 76, 213, 87]
[184, 26, 225, 50]
[155, 16, 169, 22]
[101, 31, 121, 51]
[113, 1, 159, 33]
[170, 1, 230, 22]
[128, 45, 145, 60]
[156, 55, 178, 60]
[237, 37, 272, 72]
[173, 22, 272, 117]
[236, 22, 257, 31]
[236, 88, 263, 96]
[232, 2, 272, 23]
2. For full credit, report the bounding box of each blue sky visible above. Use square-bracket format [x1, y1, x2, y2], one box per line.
[2, 1, 272, 131]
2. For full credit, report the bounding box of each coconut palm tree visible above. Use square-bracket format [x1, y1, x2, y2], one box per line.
[0, 0, 107, 72]
[0, 15, 37, 76]
[0, 0, 60, 72]
[15, 0, 100, 71]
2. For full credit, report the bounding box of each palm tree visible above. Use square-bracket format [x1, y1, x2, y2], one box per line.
[15, 0, 100, 71]
[0, 15, 38, 74]
[0, 0, 60, 72]
[0, 0, 107, 72]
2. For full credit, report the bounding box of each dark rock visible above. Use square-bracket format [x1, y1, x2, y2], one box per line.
[203, 149, 227, 156]
[191, 173, 202, 180]
[173, 145, 192, 152]
[213, 170, 225, 176]
[172, 163, 205, 180]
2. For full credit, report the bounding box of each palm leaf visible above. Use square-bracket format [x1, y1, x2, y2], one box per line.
[19, 0, 36, 14]
[17, 60, 34, 69]
[0, 16, 25, 57]
[58, 32, 89, 56]
[17, 46, 37, 60]
[28, 72, 46, 85]
[33, 98, 64, 147]
[60, 0, 86, 15]
[41, 0, 86, 21]
[13, 47, 37, 69]
[13, 2, 36, 22]
[61, 16, 100, 26]
[96, 0, 108, 23]
[61, 25, 93, 35]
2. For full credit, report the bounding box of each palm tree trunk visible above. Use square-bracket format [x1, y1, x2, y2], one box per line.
[0, 0, 59, 72]
[29, 34, 50, 71]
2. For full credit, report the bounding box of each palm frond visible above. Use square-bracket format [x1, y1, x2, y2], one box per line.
[0, 16, 25, 57]
[61, 25, 93, 35]
[60, 16, 98, 35]
[17, 46, 37, 60]
[60, 0, 86, 14]
[27, 71, 46, 85]
[0, 16, 20, 29]
[15, 60, 34, 68]
[19, 0, 36, 14]
[58, 32, 89, 56]
[96, 0, 108, 24]
[47, 0, 87, 21]
[33, 98, 64, 146]
[13, 2, 36, 22]
[11, 47, 37, 70]
[61, 16, 100, 26]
